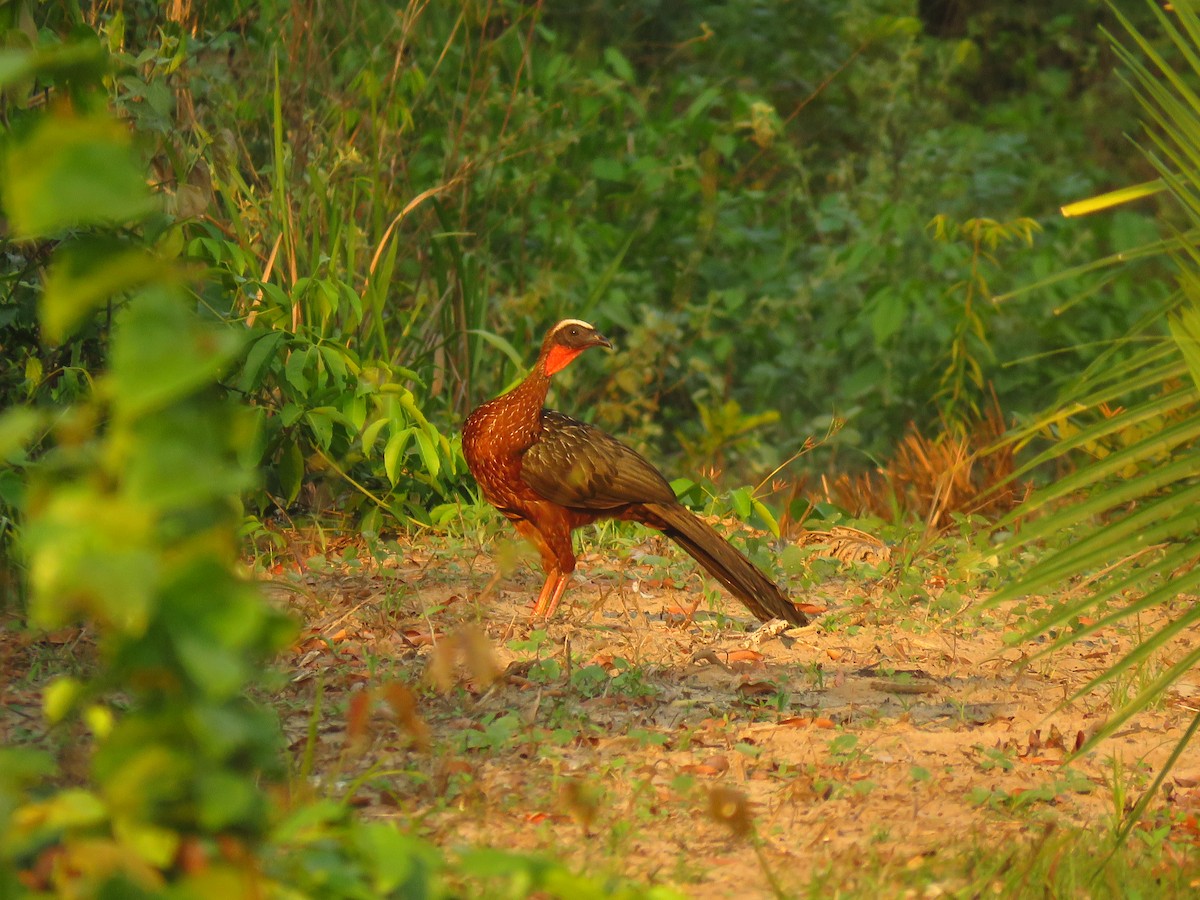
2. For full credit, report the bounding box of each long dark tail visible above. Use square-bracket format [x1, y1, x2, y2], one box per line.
[641, 502, 808, 625]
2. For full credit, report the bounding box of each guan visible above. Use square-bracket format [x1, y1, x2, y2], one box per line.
[462, 318, 808, 625]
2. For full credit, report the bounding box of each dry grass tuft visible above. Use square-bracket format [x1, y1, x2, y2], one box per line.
[818, 398, 1029, 530]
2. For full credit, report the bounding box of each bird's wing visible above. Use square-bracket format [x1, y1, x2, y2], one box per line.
[521, 410, 677, 510]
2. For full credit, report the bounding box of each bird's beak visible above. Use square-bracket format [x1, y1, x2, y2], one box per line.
[591, 331, 614, 351]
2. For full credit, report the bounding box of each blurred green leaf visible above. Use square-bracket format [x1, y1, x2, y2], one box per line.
[4, 113, 156, 237]
[108, 287, 245, 418]
[0, 407, 41, 460]
[41, 237, 166, 342]
[0, 38, 107, 90]
[27, 487, 158, 634]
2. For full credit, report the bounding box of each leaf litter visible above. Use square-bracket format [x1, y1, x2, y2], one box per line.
[263, 532, 1200, 896]
[5, 527, 1200, 895]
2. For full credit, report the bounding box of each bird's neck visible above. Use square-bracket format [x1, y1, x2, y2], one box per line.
[495, 363, 553, 436]
[515, 362, 552, 407]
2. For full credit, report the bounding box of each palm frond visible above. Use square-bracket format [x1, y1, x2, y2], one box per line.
[983, 0, 1200, 838]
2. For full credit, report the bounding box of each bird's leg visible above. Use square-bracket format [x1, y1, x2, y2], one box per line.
[531, 571, 559, 618]
[539, 573, 572, 618]
[531, 572, 571, 618]
[515, 511, 577, 619]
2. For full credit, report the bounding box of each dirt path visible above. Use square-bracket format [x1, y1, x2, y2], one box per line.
[277, 537, 1200, 896]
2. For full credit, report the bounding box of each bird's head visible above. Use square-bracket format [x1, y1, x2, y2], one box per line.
[540, 318, 612, 376]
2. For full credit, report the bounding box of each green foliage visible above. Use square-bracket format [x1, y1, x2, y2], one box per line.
[0, 16, 672, 899]
[0, 59, 293, 892]
[987, 0, 1200, 841]
[22, 0, 1150, 507]
[926, 215, 1041, 430]
[0, 1, 1175, 534]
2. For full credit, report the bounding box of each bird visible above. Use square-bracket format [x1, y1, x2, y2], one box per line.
[462, 318, 808, 626]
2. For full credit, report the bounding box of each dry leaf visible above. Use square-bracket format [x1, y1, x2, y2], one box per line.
[562, 778, 602, 830]
[682, 755, 730, 777]
[425, 640, 457, 692]
[175, 836, 208, 876]
[736, 681, 779, 699]
[726, 649, 764, 664]
[401, 628, 439, 647]
[777, 716, 835, 729]
[346, 689, 371, 746]
[459, 625, 502, 688]
[1046, 723, 1066, 750]
[382, 681, 430, 751]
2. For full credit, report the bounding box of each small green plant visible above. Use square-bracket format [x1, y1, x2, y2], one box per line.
[827, 733, 867, 766]
[976, 745, 1017, 773]
[926, 214, 1041, 429]
[461, 713, 526, 754]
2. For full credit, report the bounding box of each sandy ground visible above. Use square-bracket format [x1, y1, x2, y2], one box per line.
[275, 532, 1200, 896]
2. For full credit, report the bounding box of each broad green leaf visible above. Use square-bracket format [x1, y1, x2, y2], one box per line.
[343, 393, 367, 431]
[284, 345, 312, 393]
[318, 344, 349, 384]
[360, 417, 389, 454]
[239, 331, 288, 393]
[591, 157, 626, 182]
[352, 822, 433, 895]
[868, 287, 905, 346]
[751, 498, 781, 538]
[125, 405, 254, 505]
[175, 631, 246, 698]
[0, 748, 55, 790]
[413, 428, 440, 479]
[278, 440, 304, 504]
[670, 477, 696, 499]
[270, 798, 346, 844]
[15, 788, 106, 832]
[0, 48, 36, 86]
[280, 402, 304, 427]
[684, 87, 721, 121]
[109, 287, 245, 418]
[0, 39, 107, 90]
[112, 817, 180, 868]
[196, 771, 260, 831]
[4, 113, 156, 237]
[41, 238, 165, 343]
[730, 487, 752, 520]
[305, 408, 334, 450]
[603, 47, 635, 82]
[27, 487, 158, 635]
[384, 428, 413, 485]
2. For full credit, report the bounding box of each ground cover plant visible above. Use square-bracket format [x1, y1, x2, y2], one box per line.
[3, 0, 1200, 896]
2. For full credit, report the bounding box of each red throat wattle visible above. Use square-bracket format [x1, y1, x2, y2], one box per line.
[544, 344, 583, 376]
